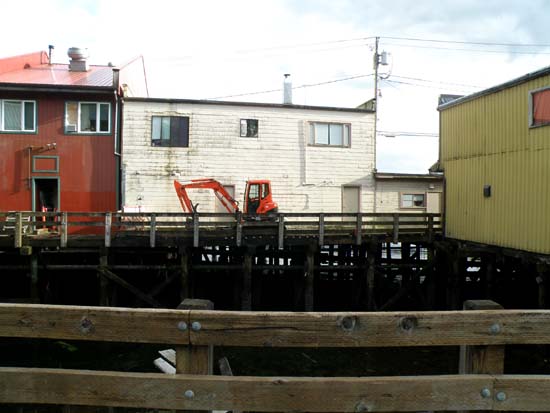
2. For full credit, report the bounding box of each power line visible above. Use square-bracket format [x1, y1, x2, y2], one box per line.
[383, 42, 550, 56]
[383, 36, 550, 48]
[381, 78, 478, 93]
[208, 73, 374, 100]
[391, 75, 482, 89]
[378, 130, 438, 137]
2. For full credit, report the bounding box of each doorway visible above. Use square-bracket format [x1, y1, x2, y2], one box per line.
[32, 178, 60, 212]
[342, 186, 360, 213]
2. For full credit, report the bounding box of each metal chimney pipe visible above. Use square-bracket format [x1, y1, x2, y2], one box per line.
[283, 74, 292, 105]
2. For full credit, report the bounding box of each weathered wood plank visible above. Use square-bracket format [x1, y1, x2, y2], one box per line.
[6, 304, 550, 348]
[459, 300, 505, 375]
[104, 212, 111, 248]
[188, 309, 550, 347]
[496, 375, 550, 411]
[98, 267, 161, 308]
[0, 304, 190, 344]
[0, 368, 495, 412]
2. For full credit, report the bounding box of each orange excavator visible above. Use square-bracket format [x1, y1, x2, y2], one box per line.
[173, 178, 278, 217]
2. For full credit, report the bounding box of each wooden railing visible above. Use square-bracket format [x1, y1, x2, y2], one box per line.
[1, 300, 550, 411]
[0, 211, 442, 248]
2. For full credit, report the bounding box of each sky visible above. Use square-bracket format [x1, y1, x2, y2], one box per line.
[2, 0, 549, 173]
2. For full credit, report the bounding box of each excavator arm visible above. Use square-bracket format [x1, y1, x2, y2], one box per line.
[173, 179, 239, 213]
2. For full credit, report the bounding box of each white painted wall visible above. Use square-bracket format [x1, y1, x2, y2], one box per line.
[122, 100, 375, 213]
[375, 179, 443, 213]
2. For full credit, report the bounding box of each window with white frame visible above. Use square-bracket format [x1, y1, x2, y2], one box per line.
[530, 87, 550, 127]
[65, 102, 110, 133]
[309, 122, 350, 147]
[401, 193, 426, 208]
[0, 100, 36, 132]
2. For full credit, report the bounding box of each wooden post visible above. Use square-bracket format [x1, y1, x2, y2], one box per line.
[392, 213, 399, 244]
[193, 213, 199, 248]
[235, 212, 242, 247]
[536, 262, 548, 309]
[355, 213, 362, 245]
[457, 300, 505, 413]
[176, 299, 213, 413]
[427, 214, 434, 242]
[278, 214, 285, 250]
[149, 213, 156, 248]
[318, 213, 324, 246]
[485, 253, 496, 299]
[60, 212, 68, 248]
[180, 246, 191, 301]
[30, 252, 39, 303]
[14, 212, 23, 248]
[366, 243, 376, 310]
[242, 248, 253, 311]
[99, 249, 110, 307]
[104, 212, 112, 248]
[304, 244, 316, 311]
[459, 299, 505, 375]
[176, 299, 214, 374]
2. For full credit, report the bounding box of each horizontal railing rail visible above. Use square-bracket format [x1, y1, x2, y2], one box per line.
[0, 211, 442, 248]
[0, 301, 549, 411]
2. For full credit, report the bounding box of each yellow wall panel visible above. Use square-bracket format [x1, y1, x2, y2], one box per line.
[440, 72, 550, 254]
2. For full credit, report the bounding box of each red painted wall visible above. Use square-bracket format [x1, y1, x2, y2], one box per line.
[0, 91, 117, 212]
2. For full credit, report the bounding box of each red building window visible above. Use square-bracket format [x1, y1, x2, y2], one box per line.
[0, 99, 36, 132]
[65, 102, 110, 133]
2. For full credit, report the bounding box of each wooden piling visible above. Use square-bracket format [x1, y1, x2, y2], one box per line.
[304, 244, 316, 311]
[367, 243, 376, 310]
[242, 248, 253, 311]
[459, 299, 505, 375]
[30, 252, 39, 303]
[176, 298, 214, 413]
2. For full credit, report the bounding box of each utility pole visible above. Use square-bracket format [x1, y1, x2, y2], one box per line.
[373, 36, 380, 171]
[372, 37, 388, 170]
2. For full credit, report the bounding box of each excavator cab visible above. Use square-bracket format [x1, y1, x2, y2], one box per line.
[244, 180, 278, 217]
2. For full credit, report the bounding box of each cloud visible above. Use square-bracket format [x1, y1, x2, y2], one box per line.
[2, 0, 549, 173]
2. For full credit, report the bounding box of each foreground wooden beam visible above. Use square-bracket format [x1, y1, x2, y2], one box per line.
[0, 368, 499, 412]
[0, 304, 190, 344]
[188, 309, 550, 347]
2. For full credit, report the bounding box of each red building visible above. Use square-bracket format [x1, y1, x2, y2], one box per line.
[0, 48, 148, 214]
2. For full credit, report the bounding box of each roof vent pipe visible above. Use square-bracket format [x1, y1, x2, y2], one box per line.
[67, 47, 89, 72]
[283, 74, 292, 105]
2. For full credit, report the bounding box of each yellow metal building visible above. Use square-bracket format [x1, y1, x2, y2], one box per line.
[439, 66, 550, 255]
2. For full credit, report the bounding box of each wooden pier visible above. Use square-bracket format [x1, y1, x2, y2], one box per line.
[0, 211, 443, 311]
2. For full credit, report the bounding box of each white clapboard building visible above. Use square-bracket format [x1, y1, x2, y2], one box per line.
[121, 98, 375, 213]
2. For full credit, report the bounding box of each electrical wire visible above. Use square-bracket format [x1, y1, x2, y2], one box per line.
[382, 42, 550, 56]
[382, 36, 550, 48]
[390, 75, 482, 89]
[208, 73, 374, 100]
[378, 130, 439, 137]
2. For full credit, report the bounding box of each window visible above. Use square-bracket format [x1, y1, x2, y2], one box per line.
[309, 122, 350, 147]
[151, 116, 189, 147]
[65, 102, 110, 133]
[531, 88, 550, 127]
[0, 100, 36, 132]
[240, 119, 258, 137]
[401, 193, 426, 208]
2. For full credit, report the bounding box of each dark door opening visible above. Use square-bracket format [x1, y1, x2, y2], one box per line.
[34, 178, 59, 212]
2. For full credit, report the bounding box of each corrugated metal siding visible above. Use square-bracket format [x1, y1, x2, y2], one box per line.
[441, 73, 550, 254]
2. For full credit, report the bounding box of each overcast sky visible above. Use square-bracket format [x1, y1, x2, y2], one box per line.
[3, 0, 549, 172]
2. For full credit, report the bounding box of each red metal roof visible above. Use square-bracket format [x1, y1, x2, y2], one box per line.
[0, 51, 115, 88]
